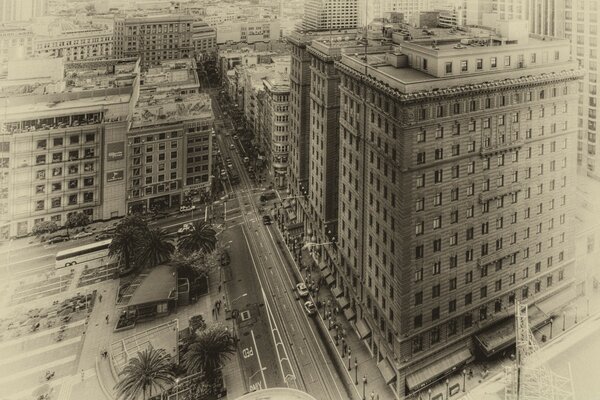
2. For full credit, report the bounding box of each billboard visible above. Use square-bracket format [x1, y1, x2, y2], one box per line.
[107, 170, 124, 182]
[107, 142, 125, 161]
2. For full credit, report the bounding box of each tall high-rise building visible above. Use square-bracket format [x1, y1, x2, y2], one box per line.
[114, 14, 195, 67]
[493, 0, 565, 37]
[359, 0, 431, 25]
[303, 0, 359, 30]
[331, 23, 579, 398]
[565, 0, 599, 179]
[0, 0, 47, 23]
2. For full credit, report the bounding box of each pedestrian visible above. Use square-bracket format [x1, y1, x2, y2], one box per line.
[105, 314, 109, 324]
[218, 284, 222, 293]
[98, 294, 102, 303]
[81, 369, 85, 381]
[212, 307, 215, 318]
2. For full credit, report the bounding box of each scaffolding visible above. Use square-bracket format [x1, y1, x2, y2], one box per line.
[504, 302, 575, 400]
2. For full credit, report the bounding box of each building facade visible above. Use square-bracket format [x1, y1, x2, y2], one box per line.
[114, 14, 194, 67]
[0, 25, 34, 66]
[0, 58, 140, 239]
[33, 27, 114, 62]
[303, 0, 359, 30]
[565, 0, 600, 179]
[332, 27, 580, 397]
[262, 75, 290, 189]
[215, 18, 280, 45]
[192, 21, 217, 56]
[493, 0, 565, 38]
[0, 0, 47, 23]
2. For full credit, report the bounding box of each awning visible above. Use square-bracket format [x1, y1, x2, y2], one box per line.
[331, 287, 343, 298]
[356, 319, 371, 339]
[286, 210, 296, 220]
[336, 296, 349, 309]
[377, 358, 397, 385]
[325, 275, 335, 286]
[406, 348, 472, 392]
[536, 286, 576, 317]
[319, 262, 329, 271]
[321, 267, 332, 278]
[282, 199, 292, 209]
[344, 307, 356, 321]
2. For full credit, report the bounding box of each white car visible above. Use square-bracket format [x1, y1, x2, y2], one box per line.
[180, 205, 196, 212]
[296, 283, 309, 298]
[229, 144, 235, 149]
[304, 301, 317, 316]
[73, 231, 93, 239]
[177, 223, 194, 235]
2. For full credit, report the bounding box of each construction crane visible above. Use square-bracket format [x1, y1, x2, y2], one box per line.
[504, 302, 575, 400]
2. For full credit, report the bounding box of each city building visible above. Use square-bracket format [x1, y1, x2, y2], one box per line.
[215, 17, 281, 46]
[359, 0, 432, 26]
[303, 0, 359, 31]
[191, 20, 216, 56]
[217, 48, 277, 87]
[493, 0, 565, 37]
[0, 24, 34, 67]
[114, 14, 194, 67]
[0, 57, 140, 239]
[33, 24, 113, 62]
[261, 72, 290, 188]
[565, 0, 599, 179]
[126, 59, 213, 214]
[0, 0, 48, 23]
[329, 22, 580, 397]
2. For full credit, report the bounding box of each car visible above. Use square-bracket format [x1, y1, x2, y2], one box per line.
[225, 157, 232, 163]
[180, 205, 196, 212]
[220, 250, 231, 266]
[248, 166, 254, 173]
[220, 169, 228, 177]
[95, 233, 111, 241]
[227, 162, 233, 169]
[304, 301, 317, 316]
[262, 215, 272, 225]
[48, 236, 69, 244]
[225, 131, 230, 136]
[243, 157, 250, 163]
[73, 231, 93, 239]
[177, 223, 194, 235]
[233, 135, 238, 140]
[296, 283, 309, 298]
[229, 144, 235, 149]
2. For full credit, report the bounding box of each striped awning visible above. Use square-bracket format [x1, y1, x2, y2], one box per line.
[325, 275, 335, 286]
[406, 348, 472, 391]
[377, 358, 397, 385]
[355, 319, 371, 339]
[343, 307, 356, 321]
[336, 296, 349, 309]
[331, 287, 343, 298]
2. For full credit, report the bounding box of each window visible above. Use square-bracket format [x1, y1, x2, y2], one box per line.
[491, 57, 497, 68]
[504, 55, 511, 66]
[461, 60, 468, 72]
[432, 284, 441, 298]
[414, 291, 423, 305]
[445, 62, 453, 73]
[476, 58, 483, 69]
[432, 307, 440, 321]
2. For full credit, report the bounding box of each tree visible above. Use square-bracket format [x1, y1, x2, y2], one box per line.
[136, 228, 175, 268]
[181, 323, 235, 386]
[188, 315, 207, 334]
[85, 4, 96, 14]
[65, 212, 91, 236]
[177, 221, 217, 255]
[169, 250, 217, 280]
[32, 221, 59, 236]
[114, 347, 175, 400]
[109, 218, 147, 273]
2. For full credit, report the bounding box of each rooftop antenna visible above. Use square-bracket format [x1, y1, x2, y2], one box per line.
[363, 0, 368, 63]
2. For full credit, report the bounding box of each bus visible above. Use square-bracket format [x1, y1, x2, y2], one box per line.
[229, 170, 240, 185]
[55, 239, 113, 269]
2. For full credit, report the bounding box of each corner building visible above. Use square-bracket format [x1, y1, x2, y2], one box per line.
[334, 25, 580, 397]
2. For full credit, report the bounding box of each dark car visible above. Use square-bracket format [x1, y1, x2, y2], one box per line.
[220, 250, 231, 266]
[48, 236, 69, 244]
[262, 215, 272, 225]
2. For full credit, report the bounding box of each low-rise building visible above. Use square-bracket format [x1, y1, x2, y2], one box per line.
[215, 18, 280, 46]
[0, 57, 140, 238]
[33, 25, 113, 62]
[192, 20, 216, 56]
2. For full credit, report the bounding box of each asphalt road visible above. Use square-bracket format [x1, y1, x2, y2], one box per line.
[212, 94, 351, 399]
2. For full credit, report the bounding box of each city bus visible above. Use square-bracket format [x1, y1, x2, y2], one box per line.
[55, 239, 113, 269]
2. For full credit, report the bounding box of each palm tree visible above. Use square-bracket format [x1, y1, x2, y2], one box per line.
[114, 347, 175, 400]
[177, 221, 217, 255]
[136, 227, 175, 268]
[109, 225, 142, 274]
[182, 323, 235, 380]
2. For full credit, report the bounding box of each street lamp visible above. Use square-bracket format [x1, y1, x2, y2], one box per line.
[354, 358, 358, 385]
[446, 379, 449, 399]
[575, 306, 578, 324]
[175, 378, 180, 400]
[348, 354, 351, 370]
[428, 388, 432, 400]
[563, 311, 566, 331]
[370, 391, 375, 400]
[549, 318, 553, 339]
[462, 369, 466, 392]
[362, 376, 367, 400]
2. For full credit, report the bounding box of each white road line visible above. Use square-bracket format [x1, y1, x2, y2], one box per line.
[250, 329, 267, 390]
[0, 336, 81, 367]
[0, 355, 76, 384]
[0, 319, 86, 349]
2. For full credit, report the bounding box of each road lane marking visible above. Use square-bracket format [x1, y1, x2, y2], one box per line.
[0, 336, 81, 367]
[0, 355, 76, 384]
[250, 330, 267, 390]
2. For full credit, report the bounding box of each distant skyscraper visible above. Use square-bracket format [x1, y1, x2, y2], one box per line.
[303, 0, 358, 30]
[358, 0, 431, 25]
[493, 0, 565, 37]
[565, 0, 600, 178]
[0, 0, 47, 22]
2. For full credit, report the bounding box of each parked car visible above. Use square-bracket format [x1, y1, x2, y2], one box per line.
[180, 205, 196, 212]
[233, 135, 238, 140]
[296, 283, 309, 298]
[262, 215, 272, 225]
[73, 231, 93, 239]
[243, 157, 250, 163]
[229, 144, 235, 150]
[95, 233, 111, 241]
[304, 301, 317, 316]
[220, 250, 231, 266]
[48, 236, 69, 244]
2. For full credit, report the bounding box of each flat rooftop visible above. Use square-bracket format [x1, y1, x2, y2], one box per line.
[143, 59, 198, 88]
[131, 92, 213, 128]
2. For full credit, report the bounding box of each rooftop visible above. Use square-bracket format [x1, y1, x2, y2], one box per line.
[143, 59, 198, 89]
[127, 265, 178, 307]
[131, 92, 213, 128]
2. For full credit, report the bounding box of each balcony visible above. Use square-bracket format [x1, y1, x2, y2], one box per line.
[479, 139, 524, 157]
[478, 182, 522, 204]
